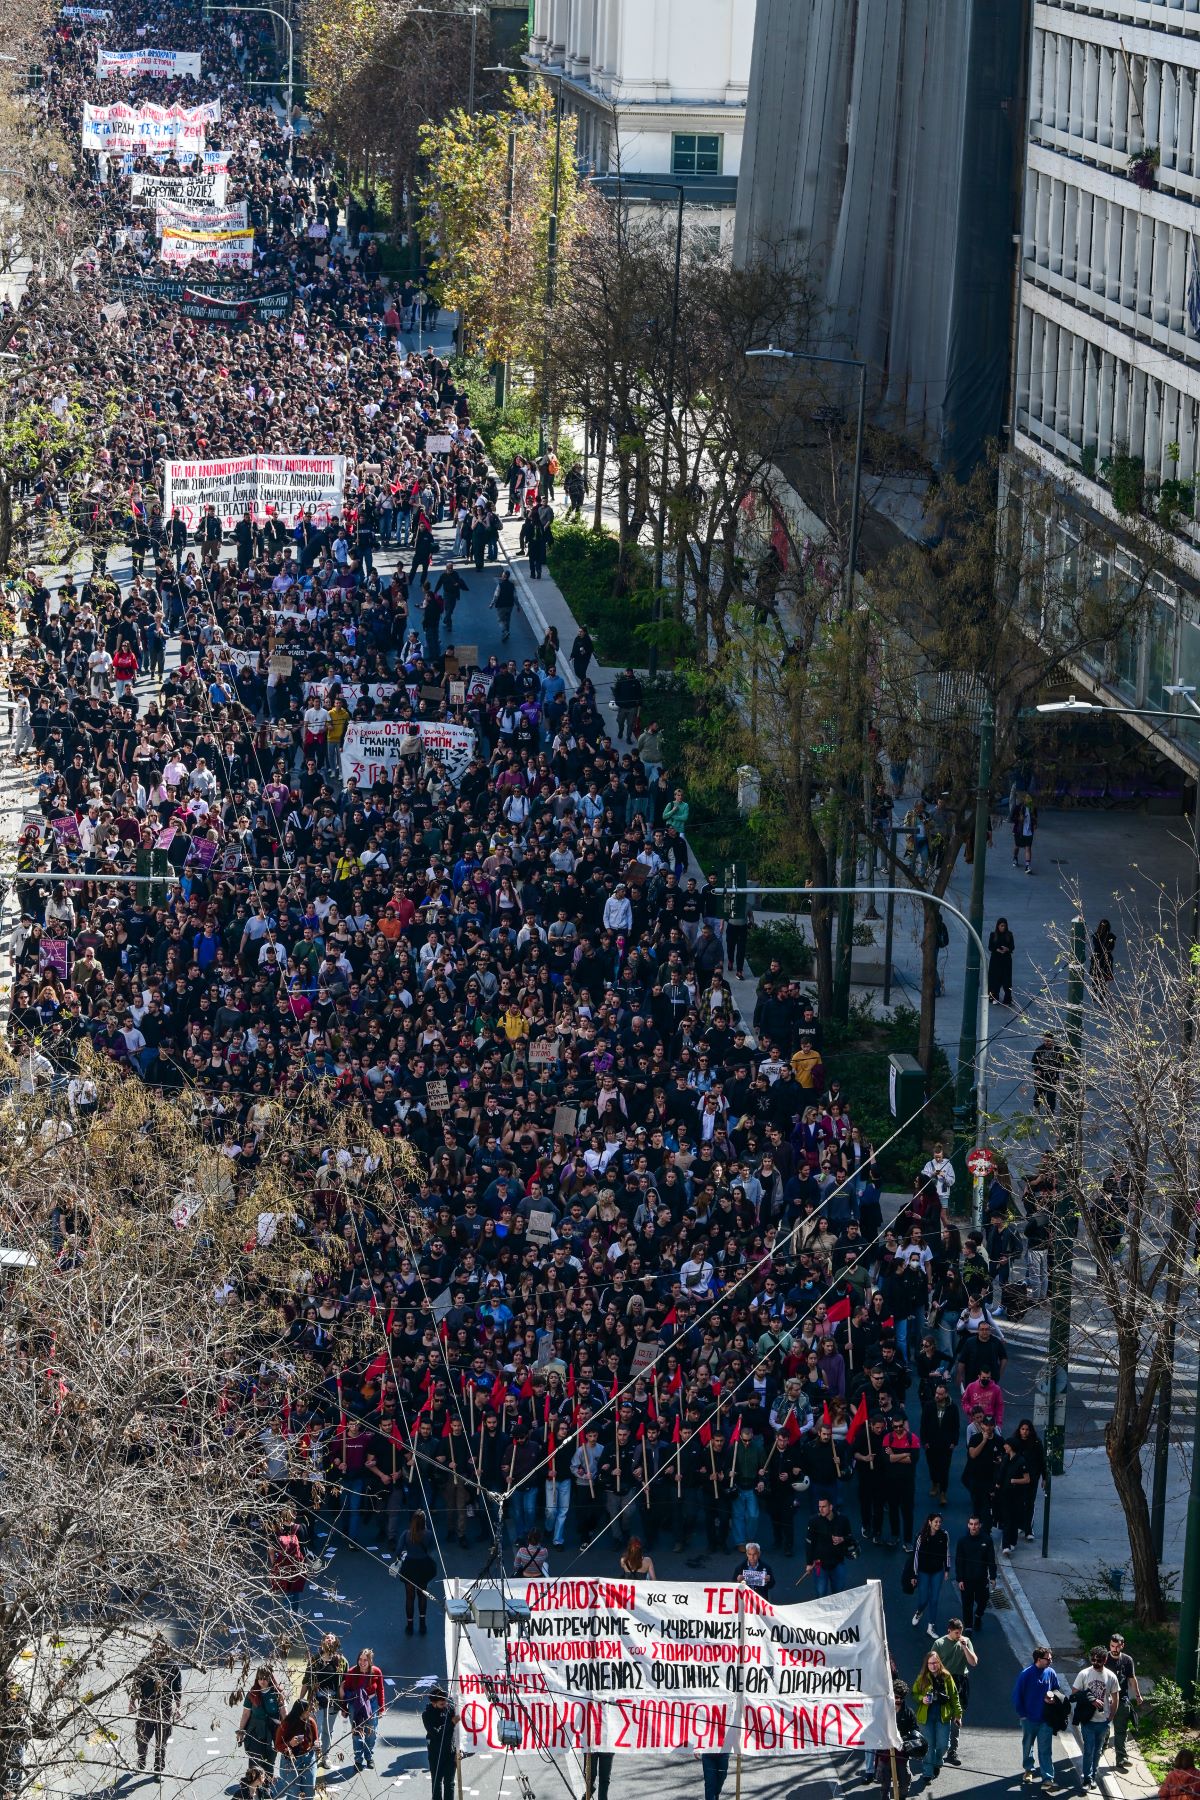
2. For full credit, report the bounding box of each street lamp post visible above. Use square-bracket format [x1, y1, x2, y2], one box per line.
[205, 5, 294, 169]
[745, 345, 868, 1024]
[411, 5, 483, 117]
[648, 182, 685, 679]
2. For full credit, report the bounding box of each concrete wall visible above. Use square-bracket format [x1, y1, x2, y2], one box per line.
[734, 0, 1027, 472]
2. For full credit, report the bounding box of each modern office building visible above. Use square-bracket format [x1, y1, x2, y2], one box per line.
[525, 0, 756, 246]
[1010, 0, 1200, 772]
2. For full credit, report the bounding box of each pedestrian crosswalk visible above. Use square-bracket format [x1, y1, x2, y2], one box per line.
[1002, 1314, 1198, 1449]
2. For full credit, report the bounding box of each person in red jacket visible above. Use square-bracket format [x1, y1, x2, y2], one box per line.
[113, 640, 139, 701]
[340, 1648, 385, 1771]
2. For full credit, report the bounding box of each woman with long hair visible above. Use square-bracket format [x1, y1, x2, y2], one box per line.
[909, 1512, 950, 1636]
[400, 1511, 438, 1636]
[274, 1697, 318, 1800]
[340, 1649, 385, 1773]
[619, 1536, 656, 1581]
[236, 1666, 287, 1784]
[911, 1651, 961, 1784]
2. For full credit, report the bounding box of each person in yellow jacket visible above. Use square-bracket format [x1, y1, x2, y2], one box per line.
[789, 1042, 823, 1092]
[501, 1004, 529, 1044]
[326, 697, 351, 772]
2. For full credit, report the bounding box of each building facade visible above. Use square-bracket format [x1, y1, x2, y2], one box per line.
[1012, 0, 1200, 768]
[525, 0, 755, 244]
[733, 0, 1026, 472]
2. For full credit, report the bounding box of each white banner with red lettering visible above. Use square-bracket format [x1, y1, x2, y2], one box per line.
[161, 226, 253, 269]
[82, 100, 215, 153]
[446, 1579, 899, 1757]
[341, 718, 475, 787]
[163, 453, 346, 530]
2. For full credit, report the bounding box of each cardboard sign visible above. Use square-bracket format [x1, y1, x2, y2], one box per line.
[426, 433, 452, 453]
[449, 680, 466, 705]
[526, 1209, 555, 1246]
[453, 644, 479, 669]
[552, 1104, 578, 1139]
[426, 1078, 451, 1113]
[630, 1341, 662, 1377]
[528, 1038, 559, 1067]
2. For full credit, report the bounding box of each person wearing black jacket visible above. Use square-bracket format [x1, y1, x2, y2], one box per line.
[421, 1687, 458, 1800]
[759, 1430, 805, 1554]
[803, 1495, 855, 1596]
[877, 1680, 920, 1800]
[954, 1515, 997, 1629]
[1008, 1420, 1046, 1541]
[960, 1415, 1003, 1528]
[920, 1383, 961, 1505]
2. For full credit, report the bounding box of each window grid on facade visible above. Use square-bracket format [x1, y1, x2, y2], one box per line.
[671, 133, 722, 175]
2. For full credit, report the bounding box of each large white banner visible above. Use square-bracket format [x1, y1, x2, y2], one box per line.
[82, 101, 214, 154]
[62, 6, 112, 16]
[163, 454, 347, 531]
[447, 1580, 899, 1757]
[342, 719, 476, 787]
[161, 227, 253, 269]
[97, 48, 201, 78]
[156, 199, 247, 236]
[131, 170, 227, 208]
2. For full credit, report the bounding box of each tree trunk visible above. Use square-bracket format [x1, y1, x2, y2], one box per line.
[1108, 1424, 1166, 1624]
[593, 425, 608, 533]
[0, 475, 13, 579]
[918, 902, 941, 1074]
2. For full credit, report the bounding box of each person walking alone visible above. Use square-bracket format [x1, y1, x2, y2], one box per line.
[128, 1639, 181, 1778]
[422, 1685, 458, 1800]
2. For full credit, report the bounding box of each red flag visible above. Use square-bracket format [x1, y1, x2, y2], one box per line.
[548, 1425, 557, 1458]
[699, 1421, 712, 1447]
[647, 1391, 658, 1424]
[438, 1319, 449, 1343]
[384, 1307, 396, 1336]
[365, 1352, 387, 1382]
[848, 1395, 868, 1441]
[881, 1316, 895, 1329]
[662, 1307, 678, 1327]
[826, 1295, 852, 1325]
[729, 1416, 741, 1445]
[369, 1293, 378, 1318]
[822, 1401, 831, 1427]
[490, 1379, 508, 1412]
[610, 1370, 619, 1399]
[520, 1375, 534, 1401]
[667, 1369, 683, 1394]
[636, 1422, 645, 1441]
[566, 1365, 576, 1399]
[672, 1417, 681, 1444]
[441, 1414, 453, 1437]
[711, 1378, 722, 1397]
[543, 1394, 551, 1425]
[784, 1412, 802, 1444]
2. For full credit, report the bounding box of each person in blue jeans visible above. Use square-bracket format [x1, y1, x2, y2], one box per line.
[803, 1495, 854, 1597]
[910, 1513, 951, 1635]
[912, 1651, 961, 1784]
[700, 1752, 731, 1800]
[1012, 1646, 1064, 1790]
[1071, 1647, 1120, 1790]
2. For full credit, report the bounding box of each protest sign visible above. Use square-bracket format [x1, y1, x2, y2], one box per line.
[425, 1079, 450, 1113]
[425, 433, 452, 453]
[630, 1341, 661, 1378]
[98, 47, 201, 78]
[552, 1104, 578, 1139]
[303, 679, 396, 715]
[131, 170, 228, 207]
[62, 6, 112, 16]
[526, 1209, 555, 1246]
[156, 199, 248, 236]
[161, 227, 254, 270]
[340, 719, 476, 788]
[447, 1579, 899, 1757]
[527, 1038, 559, 1067]
[163, 454, 347, 531]
[178, 288, 291, 325]
[39, 938, 70, 979]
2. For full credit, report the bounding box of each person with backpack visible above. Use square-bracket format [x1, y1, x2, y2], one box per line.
[236, 1667, 287, 1785]
[341, 1649, 386, 1772]
[303, 1633, 347, 1768]
[128, 1639, 181, 1777]
[491, 571, 517, 643]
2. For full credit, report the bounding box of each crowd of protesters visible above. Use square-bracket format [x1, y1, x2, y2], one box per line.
[0, 0, 1075, 1700]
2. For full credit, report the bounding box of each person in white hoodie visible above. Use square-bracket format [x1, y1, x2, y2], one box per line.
[602, 882, 632, 934]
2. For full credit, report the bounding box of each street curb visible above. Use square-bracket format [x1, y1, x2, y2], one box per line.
[999, 1559, 1146, 1800]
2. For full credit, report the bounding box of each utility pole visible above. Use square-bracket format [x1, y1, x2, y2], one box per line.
[1044, 915, 1087, 1483]
[538, 75, 563, 456]
[1175, 1360, 1200, 1699]
[951, 695, 995, 1203]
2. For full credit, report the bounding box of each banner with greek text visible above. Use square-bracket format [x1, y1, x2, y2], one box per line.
[178, 287, 291, 324]
[131, 170, 228, 208]
[82, 101, 211, 154]
[161, 227, 253, 270]
[97, 48, 201, 78]
[446, 1579, 899, 1758]
[163, 454, 346, 531]
[156, 199, 247, 236]
[109, 272, 271, 304]
[341, 719, 476, 787]
[62, 6, 112, 17]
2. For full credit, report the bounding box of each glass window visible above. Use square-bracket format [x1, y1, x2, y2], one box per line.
[672, 133, 722, 176]
[1145, 593, 1176, 711]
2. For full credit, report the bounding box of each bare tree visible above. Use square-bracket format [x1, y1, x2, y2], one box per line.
[0, 1061, 419, 1792]
[993, 895, 1199, 1625]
